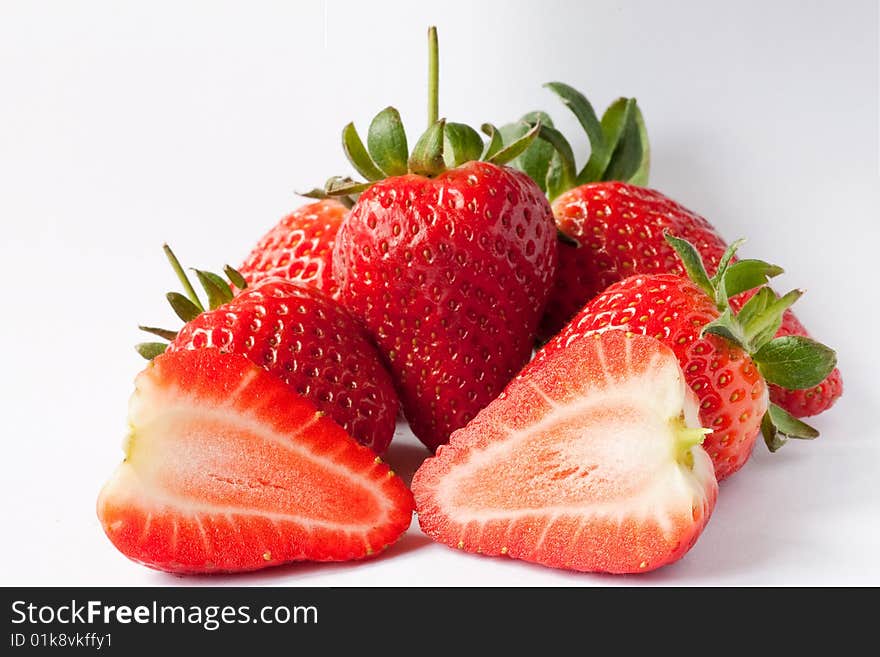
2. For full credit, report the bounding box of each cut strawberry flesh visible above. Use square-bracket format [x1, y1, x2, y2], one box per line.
[98, 350, 413, 574]
[412, 331, 718, 574]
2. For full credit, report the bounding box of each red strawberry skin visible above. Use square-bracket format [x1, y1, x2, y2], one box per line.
[545, 182, 729, 339]
[334, 161, 558, 450]
[238, 199, 347, 298]
[413, 331, 717, 574]
[167, 278, 398, 453]
[541, 274, 768, 480]
[97, 350, 413, 574]
[547, 181, 842, 417]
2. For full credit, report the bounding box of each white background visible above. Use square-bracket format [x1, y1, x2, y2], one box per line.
[1, 0, 878, 586]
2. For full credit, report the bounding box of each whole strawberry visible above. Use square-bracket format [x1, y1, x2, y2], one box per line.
[548, 182, 727, 335]
[549, 182, 844, 420]
[135, 246, 399, 453]
[237, 198, 348, 298]
[317, 28, 558, 450]
[536, 234, 837, 480]
[500, 82, 842, 418]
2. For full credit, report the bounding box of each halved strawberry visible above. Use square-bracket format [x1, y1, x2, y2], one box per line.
[97, 349, 413, 574]
[412, 330, 718, 574]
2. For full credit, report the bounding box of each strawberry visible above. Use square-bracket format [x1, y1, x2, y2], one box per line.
[313, 28, 558, 450]
[549, 182, 844, 420]
[500, 82, 842, 418]
[538, 234, 837, 480]
[412, 330, 718, 574]
[237, 199, 348, 298]
[731, 289, 843, 418]
[135, 246, 398, 453]
[547, 181, 728, 337]
[97, 349, 413, 573]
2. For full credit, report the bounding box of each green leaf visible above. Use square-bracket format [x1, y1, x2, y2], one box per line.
[627, 101, 651, 186]
[514, 111, 557, 191]
[702, 307, 748, 350]
[520, 111, 554, 128]
[762, 403, 820, 452]
[163, 244, 204, 312]
[498, 120, 527, 147]
[709, 238, 746, 308]
[743, 289, 803, 350]
[408, 119, 447, 177]
[367, 107, 409, 177]
[713, 269, 731, 311]
[496, 117, 554, 192]
[194, 269, 232, 310]
[323, 176, 374, 197]
[595, 98, 635, 181]
[722, 259, 784, 298]
[544, 82, 605, 183]
[487, 121, 542, 166]
[602, 99, 643, 183]
[135, 342, 167, 360]
[224, 265, 247, 290]
[736, 286, 774, 328]
[753, 335, 837, 389]
[138, 325, 178, 341]
[443, 122, 484, 167]
[710, 238, 746, 286]
[480, 123, 505, 160]
[545, 152, 566, 200]
[299, 186, 329, 199]
[202, 270, 233, 299]
[761, 410, 786, 452]
[663, 232, 714, 298]
[167, 292, 202, 322]
[532, 123, 577, 200]
[769, 403, 820, 439]
[342, 122, 385, 181]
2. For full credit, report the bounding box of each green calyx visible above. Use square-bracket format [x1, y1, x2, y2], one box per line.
[498, 82, 651, 202]
[134, 244, 247, 361]
[664, 233, 838, 452]
[306, 27, 542, 200]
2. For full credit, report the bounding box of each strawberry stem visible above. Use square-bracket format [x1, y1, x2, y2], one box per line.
[427, 26, 439, 128]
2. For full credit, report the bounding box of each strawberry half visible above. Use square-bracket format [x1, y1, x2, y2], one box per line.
[136, 247, 398, 453]
[499, 83, 842, 419]
[237, 199, 348, 298]
[412, 330, 718, 574]
[312, 28, 557, 450]
[97, 349, 414, 574]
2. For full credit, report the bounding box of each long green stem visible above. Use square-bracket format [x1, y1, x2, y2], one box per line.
[163, 244, 204, 312]
[427, 26, 439, 127]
